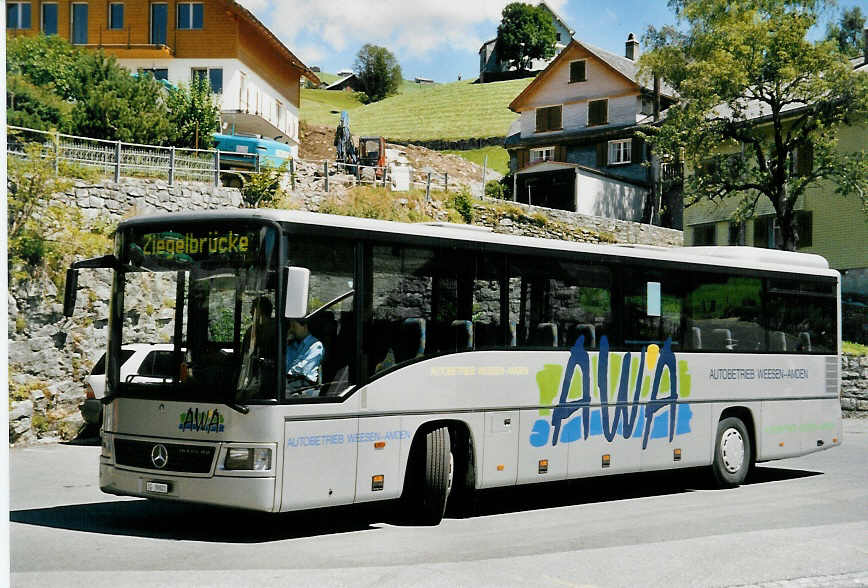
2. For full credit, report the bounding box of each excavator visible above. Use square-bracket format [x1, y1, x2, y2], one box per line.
[334, 111, 386, 178]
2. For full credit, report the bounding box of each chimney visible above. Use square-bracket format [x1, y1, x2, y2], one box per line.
[625, 32, 640, 61]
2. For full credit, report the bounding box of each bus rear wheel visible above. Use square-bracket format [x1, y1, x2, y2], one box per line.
[712, 416, 751, 488]
[403, 425, 451, 526]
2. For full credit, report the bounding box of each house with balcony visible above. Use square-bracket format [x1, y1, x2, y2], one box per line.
[7, 0, 319, 156]
[504, 34, 681, 226]
[478, 2, 573, 83]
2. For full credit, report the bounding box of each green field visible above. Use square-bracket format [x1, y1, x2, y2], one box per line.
[300, 77, 531, 142]
[442, 146, 510, 175]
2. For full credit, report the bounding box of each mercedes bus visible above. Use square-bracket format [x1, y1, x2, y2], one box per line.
[64, 209, 842, 524]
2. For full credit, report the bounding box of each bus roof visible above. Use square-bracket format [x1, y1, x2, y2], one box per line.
[118, 209, 837, 278]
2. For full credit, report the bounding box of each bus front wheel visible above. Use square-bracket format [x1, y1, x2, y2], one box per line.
[403, 425, 452, 526]
[711, 417, 751, 488]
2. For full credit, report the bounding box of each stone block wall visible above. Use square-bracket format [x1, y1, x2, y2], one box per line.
[841, 353, 868, 413]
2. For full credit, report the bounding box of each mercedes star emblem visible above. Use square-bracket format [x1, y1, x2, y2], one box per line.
[151, 444, 168, 469]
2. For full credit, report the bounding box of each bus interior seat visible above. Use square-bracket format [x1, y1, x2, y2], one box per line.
[710, 328, 734, 351]
[396, 318, 426, 363]
[532, 323, 558, 347]
[473, 322, 500, 348]
[567, 323, 596, 348]
[797, 331, 812, 352]
[770, 330, 787, 352]
[451, 320, 473, 351]
[689, 326, 702, 350]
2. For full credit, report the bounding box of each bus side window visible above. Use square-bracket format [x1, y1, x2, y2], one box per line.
[622, 269, 685, 348]
[766, 279, 836, 354]
[686, 275, 764, 352]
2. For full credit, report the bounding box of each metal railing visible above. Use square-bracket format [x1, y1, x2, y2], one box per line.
[6, 125, 460, 198]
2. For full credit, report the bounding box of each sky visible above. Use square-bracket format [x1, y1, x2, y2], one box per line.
[236, 0, 867, 83]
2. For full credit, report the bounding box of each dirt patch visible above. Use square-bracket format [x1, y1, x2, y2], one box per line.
[299, 122, 500, 190]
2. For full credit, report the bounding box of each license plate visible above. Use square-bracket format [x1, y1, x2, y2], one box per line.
[146, 481, 170, 494]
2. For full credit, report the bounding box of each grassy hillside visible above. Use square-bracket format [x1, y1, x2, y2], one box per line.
[300, 78, 532, 142]
[299, 88, 365, 126]
[442, 146, 510, 175]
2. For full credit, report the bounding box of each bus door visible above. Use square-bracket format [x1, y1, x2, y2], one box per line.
[281, 418, 359, 511]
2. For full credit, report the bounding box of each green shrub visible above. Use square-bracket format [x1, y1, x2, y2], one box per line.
[449, 188, 474, 223]
[485, 180, 504, 199]
[240, 162, 287, 207]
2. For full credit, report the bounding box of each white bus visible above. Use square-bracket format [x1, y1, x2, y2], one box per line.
[64, 209, 842, 525]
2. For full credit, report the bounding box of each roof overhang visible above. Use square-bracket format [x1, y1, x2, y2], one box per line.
[219, 0, 321, 87]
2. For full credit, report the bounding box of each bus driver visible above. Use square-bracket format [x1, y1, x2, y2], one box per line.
[285, 318, 323, 396]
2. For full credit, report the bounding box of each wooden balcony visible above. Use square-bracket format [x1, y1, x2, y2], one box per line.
[91, 44, 174, 59]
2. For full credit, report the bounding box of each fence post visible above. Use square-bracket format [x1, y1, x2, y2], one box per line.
[168, 147, 175, 186]
[356, 163, 361, 185]
[290, 158, 296, 191]
[382, 165, 388, 189]
[255, 153, 261, 174]
[324, 161, 329, 193]
[444, 172, 448, 194]
[214, 150, 221, 187]
[53, 131, 60, 176]
[426, 172, 431, 202]
[114, 141, 121, 183]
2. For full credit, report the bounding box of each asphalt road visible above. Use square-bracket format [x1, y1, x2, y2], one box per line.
[10, 419, 868, 588]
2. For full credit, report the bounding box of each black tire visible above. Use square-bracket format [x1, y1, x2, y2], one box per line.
[445, 428, 476, 518]
[403, 426, 451, 526]
[711, 417, 752, 488]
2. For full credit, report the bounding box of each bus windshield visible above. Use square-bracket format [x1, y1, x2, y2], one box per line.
[113, 222, 279, 403]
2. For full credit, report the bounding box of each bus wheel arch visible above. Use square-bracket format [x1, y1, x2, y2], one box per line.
[712, 408, 755, 488]
[401, 419, 476, 524]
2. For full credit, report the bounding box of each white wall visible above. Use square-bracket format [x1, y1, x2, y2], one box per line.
[116, 57, 299, 145]
[520, 94, 640, 137]
[575, 169, 645, 221]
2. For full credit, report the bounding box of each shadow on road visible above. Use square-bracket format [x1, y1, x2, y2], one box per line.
[10, 499, 378, 543]
[10, 466, 820, 540]
[447, 465, 822, 519]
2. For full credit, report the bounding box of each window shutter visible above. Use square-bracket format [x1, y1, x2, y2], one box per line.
[518, 149, 529, 170]
[631, 136, 644, 164]
[536, 109, 545, 132]
[596, 142, 607, 167]
[550, 105, 562, 131]
[555, 146, 566, 162]
[570, 61, 586, 83]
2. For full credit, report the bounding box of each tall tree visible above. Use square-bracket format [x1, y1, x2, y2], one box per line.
[166, 75, 221, 150]
[353, 44, 402, 103]
[496, 3, 557, 72]
[825, 6, 866, 58]
[641, 0, 868, 250]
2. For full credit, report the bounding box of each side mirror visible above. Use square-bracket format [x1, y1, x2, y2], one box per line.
[63, 268, 79, 317]
[284, 266, 310, 318]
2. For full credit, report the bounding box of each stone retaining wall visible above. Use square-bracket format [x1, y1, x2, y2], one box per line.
[841, 353, 868, 414]
[472, 199, 684, 246]
[51, 177, 243, 220]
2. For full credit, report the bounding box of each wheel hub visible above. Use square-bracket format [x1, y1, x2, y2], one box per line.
[721, 428, 745, 473]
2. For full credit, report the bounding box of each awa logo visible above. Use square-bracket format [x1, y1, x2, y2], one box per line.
[529, 336, 693, 448]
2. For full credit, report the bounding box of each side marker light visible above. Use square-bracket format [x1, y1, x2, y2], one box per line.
[602, 454, 611, 468]
[538, 459, 548, 474]
[673, 448, 682, 462]
[374, 441, 386, 449]
[372, 475, 384, 491]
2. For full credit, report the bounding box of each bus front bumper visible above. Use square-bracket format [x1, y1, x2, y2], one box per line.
[100, 461, 277, 512]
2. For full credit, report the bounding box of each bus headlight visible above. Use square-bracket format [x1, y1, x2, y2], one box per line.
[218, 445, 274, 473]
